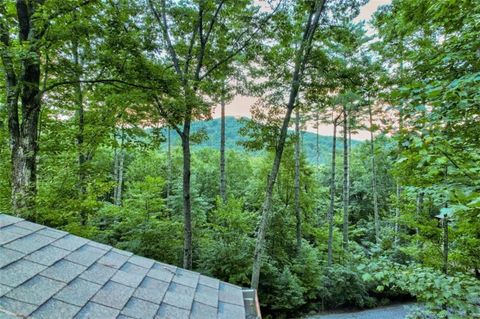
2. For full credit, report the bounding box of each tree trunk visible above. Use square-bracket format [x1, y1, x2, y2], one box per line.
[294, 107, 301, 254]
[73, 40, 87, 224]
[327, 118, 338, 267]
[443, 215, 449, 275]
[114, 128, 125, 206]
[369, 105, 380, 243]
[394, 183, 401, 247]
[342, 108, 349, 249]
[219, 84, 226, 203]
[7, 2, 43, 217]
[167, 127, 172, 208]
[416, 191, 424, 236]
[181, 115, 193, 270]
[251, 0, 326, 290]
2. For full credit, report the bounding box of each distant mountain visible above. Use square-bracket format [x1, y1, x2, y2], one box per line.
[164, 116, 361, 164]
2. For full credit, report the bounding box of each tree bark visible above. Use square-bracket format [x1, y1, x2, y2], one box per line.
[1, 1, 43, 217]
[219, 83, 227, 203]
[113, 128, 125, 206]
[327, 117, 338, 267]
[251, 0, 326, 289]
[394, 183, 401, 247]
[294, 107, 301, 254]
[166, 127, 172, 208]
[416, 190, 424, 236]
[73, 40, 87, 224]
[369, 105, 380, 243]
[443, 215, 449, 275]
[342, 108, 349, 249]
[181, 118, 193, 270]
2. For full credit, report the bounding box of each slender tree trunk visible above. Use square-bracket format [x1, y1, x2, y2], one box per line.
[251, 0, 326, 290]
[394, 183, 401, 247]
[182, 114, 193, 270]
[113, 146, 119, 201]
[327, 119, 338, 267]
[116, 149, 125, 206]
[219, 84, 227, 203]
[369, 105, 380, 243]
[167, 127, 172, 207]
[294, 107, 301, 254]
[114, 128, 125, 206]
[73, 40, 87, 224]
[416, 191, 424, 236]
[443, 215, 449, 275]
[342, 108, 349, 249]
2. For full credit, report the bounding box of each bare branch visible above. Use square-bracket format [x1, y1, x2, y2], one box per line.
[148, 0, 184, 79]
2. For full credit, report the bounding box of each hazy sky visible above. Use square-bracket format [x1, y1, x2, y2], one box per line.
[211, 0, 392, 140]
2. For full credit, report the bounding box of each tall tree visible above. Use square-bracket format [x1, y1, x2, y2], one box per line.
[342, 106, 349, 248]
[219, 81, 227, 203]
[368, 103, 380, 243]
[294, 107, 301, 253]
[0, 1, 44, 216]
[327, 113, 341, 266]
[251, 0, 327, 289]
[147, 0, 267, 269]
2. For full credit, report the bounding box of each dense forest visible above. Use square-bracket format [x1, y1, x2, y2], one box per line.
[0, 0, 479, 318]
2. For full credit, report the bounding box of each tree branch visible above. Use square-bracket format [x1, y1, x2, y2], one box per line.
[148, 0, 184, 79]
[43, 79, 160, 93]
[153, 95, 183, 137]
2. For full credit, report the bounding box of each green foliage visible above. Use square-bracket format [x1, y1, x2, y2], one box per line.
[320, 265, 375, 309]
[198, 197, 255, 286]
[362, 258, 480, 319]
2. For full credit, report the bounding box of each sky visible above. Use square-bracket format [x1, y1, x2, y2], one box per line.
[211, 0, 392, 140]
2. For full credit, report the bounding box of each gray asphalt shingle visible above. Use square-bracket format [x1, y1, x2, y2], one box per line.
[0, 284, 11, 297]
[79, 263, 116, 285]
[31, 299, 81, 319]
[0, 214, 249, 318]
[65, 244, 107, 267]
[25, 245, 70, 266]
[191, 301, 218, 319]
[75, 302, 120, 319]
[52, 234, 88, 251]
[36, 227, 67, 239]
[0, 296, 37, 317]
[55, 278, 102, 307]
[0, 248, 23, 269]
[194, 283, 219, 308]
[97, 250, 129, 269]
[0, 215, 22, 228]
[156, 303, 190, 319]
[162, 282, 195, 310]
[133, 277, 169, 304]
[219, 282, 245, 306]
[0, 259, 46, 287]
[4, 233, 55, 254]
[120, 297, 159, 319]
[92, 281, 135, 310]
[5, 276, 64, 305]
[41, 260, 86, 283]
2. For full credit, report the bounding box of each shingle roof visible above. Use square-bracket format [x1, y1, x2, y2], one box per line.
[0, 214, 250, 319]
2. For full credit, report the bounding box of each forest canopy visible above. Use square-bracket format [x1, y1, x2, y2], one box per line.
[0, 0, 479, 318]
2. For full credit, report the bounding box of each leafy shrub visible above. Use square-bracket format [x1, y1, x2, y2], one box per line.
[198, 197, 255, 286]
[361, 258, 480, 319]
[320, 264, 376, 309]
[259, 261, 305, 317]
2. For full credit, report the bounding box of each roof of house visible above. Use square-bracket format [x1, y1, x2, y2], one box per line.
[0, 214, 256, 319]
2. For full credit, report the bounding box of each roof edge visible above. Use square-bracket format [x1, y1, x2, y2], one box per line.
[243, 288, 262, 319]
